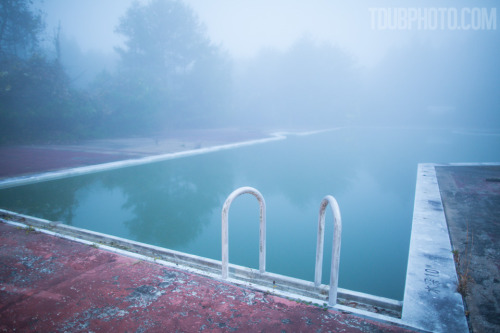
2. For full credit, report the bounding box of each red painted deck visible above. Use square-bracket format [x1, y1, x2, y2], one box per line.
[0, 222, 415, 332]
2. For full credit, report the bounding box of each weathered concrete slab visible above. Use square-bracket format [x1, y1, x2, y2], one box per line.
[402, 164, 468, 332]
[436, 164, 500, 333]
[0, 128, 270, 179]
[0, 222, 417, 332]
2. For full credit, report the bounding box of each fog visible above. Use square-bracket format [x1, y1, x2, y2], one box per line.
[1, 0, 499, 143]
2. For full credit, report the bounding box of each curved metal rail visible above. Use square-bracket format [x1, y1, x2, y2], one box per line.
[221, 186, 266, 279]
[314, 195, 342, 306]
[221, 188, 342, 307]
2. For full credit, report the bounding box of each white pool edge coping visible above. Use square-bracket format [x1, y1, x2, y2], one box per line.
[3, 136, 492, 331]
[0, 210, 412, 329]
[0, 128, 351, 190]
[0, 134, 289, 189]
[401, 163, 472, 332]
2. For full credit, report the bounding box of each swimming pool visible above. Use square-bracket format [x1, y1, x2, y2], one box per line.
[1, 127, 498, 300]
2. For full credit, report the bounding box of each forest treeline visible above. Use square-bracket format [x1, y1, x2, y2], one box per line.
[0, 0, 231, 143]
[1, 0, 498, 144]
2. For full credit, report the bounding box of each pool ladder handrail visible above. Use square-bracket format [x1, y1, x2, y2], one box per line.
[221, 187, 342, 306]
[221, 186, 266, 279]
[314, 195, 342, 306]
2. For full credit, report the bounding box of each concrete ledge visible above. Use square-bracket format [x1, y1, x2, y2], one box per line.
[0, 134, 286, 190]
[0, 208, 406, 326]
[4, 157, 475, 331]
[0, 220, 420, 332]
[402, 163, 468, 332]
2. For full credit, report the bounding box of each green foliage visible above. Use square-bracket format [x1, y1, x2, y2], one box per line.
[0, 0, 234, 144]
[0, 54, 99, 144]
[0, 0, 44, 58]
[24, 225, 36, 234]
[115, 0, 208, 73]
[92, 0, 231, 135]
[0, 1, 99, 144]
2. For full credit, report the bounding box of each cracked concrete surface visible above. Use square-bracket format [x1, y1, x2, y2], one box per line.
[436, 165, 500, 333]
[0, 222, 416, 332]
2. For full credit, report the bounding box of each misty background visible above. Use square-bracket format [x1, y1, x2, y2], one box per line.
[1, 0, 499, 144]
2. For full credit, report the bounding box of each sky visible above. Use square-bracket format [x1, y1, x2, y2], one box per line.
[24, 1, 500, 131]
[37, 0, 412, 67]
[39, 0, 498, 69]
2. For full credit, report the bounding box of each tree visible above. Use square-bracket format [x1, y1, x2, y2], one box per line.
[0, 1, 98, 144]
[95, 0, 230, 134]
[116, 0, 209, 76]
[0, 0, 44, 58]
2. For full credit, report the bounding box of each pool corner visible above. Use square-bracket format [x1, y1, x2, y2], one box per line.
[401, 163, 468, 332]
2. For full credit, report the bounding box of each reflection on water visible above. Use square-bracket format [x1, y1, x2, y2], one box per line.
[1, 128, 499, 300]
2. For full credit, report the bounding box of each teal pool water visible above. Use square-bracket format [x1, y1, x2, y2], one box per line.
[1, 128, 499, 300]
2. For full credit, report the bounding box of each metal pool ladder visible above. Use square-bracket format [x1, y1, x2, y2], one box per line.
[221, 187, 266, 279]
[221, 186, 342, 306]
[314, 195, 342, 306]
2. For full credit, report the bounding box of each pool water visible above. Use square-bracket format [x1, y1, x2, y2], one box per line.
[1, 127, 499, 300]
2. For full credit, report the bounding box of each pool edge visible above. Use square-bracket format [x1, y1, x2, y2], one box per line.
[0, 133, 288, 190]
[401, 163, 468, 332]
[0, 208, 409, 327]
[2, 154, 487, 331]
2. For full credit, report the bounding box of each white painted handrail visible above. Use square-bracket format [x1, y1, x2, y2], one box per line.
[314, 195, 342, 306]
[221, 186, 266, 279]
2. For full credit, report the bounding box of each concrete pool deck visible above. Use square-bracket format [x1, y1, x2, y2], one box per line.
[0, 221, 416, 332]
[0, 128, 270, 179]
[0, 134, 498, 331]
[402, 163, 500, 332]
[435, 164, 500, 332]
